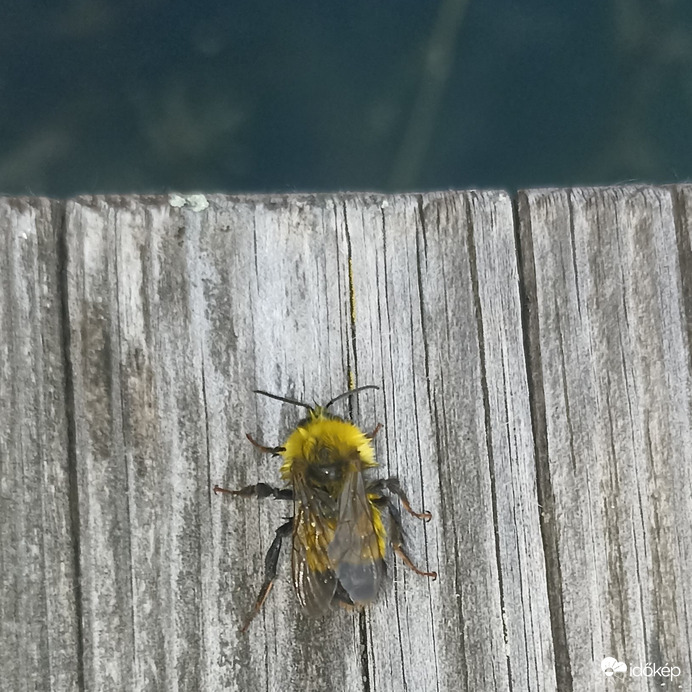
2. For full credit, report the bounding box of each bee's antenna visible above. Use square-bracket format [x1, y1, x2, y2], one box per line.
[326, 385, 379, 409]
[253, 389, 313, 411]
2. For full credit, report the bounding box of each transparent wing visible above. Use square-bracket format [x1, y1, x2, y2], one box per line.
[328, 469, 385, 605]
[291, 481, 337, 615]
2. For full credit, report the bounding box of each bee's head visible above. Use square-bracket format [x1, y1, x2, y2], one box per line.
[306, 449, 346, 485]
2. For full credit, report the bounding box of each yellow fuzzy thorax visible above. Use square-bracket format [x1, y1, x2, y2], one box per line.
[279, 411, 377, 480]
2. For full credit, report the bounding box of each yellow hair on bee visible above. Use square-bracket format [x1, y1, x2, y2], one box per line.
[369, 502, 387, 559]
[278, 407, 386, 568]
[295, 502, 387, 573]
[279, 409, 376, 480]
[296, 517, 336, 572]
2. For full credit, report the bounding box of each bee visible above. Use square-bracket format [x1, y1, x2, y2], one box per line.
[214, 385, 436, 632]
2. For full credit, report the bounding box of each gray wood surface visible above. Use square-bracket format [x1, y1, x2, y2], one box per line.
[0, 198, 80, 690]
[1, 186, 690, 691]
[346, 192, 554, 691]
[518, 186, 692, 692]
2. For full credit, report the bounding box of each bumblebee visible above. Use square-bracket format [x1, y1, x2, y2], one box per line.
[214, 385, 436, 632]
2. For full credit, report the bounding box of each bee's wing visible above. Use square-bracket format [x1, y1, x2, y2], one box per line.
[291, 485, 337, 615]
[328, 468, 385, 605]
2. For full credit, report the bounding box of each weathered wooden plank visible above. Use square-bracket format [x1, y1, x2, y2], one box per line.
[347, 192, 556, 691]
[0, 198, 80, 690]
[65, 194, 363, 691]
[518, 186, 692, 691]
[203, 194, 363, 691]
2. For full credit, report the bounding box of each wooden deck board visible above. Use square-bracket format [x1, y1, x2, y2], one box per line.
[1, 187, 690, 690]
[0, 199, 80, 691]
[518, 186, 692, 690]
[346, 191, 555, 691]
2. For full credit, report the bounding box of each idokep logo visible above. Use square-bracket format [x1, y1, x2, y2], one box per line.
[601, 657, 682, 682]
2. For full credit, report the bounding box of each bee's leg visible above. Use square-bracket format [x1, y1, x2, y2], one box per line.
[213, 483, 293, 500]
[365, 423, 383, 440]
[379, 498, 437, 580]
[240, 519, 293, 633]
[246, 433, 286, 456]
[368, 477, 432, 521]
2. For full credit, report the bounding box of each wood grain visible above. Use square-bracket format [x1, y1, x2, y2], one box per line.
[65, 194, 363, 691]
[0, 198, 80, 690]
[2, 186, 690, 691]
[346, 191, 555, 691]
[518, 186, 692, 691]
[63, 191, 553, 691]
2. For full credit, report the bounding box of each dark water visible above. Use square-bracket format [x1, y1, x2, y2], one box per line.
[1, 0, 691, 196]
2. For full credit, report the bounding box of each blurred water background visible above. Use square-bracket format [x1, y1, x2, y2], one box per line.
[1, 0, 691, 197]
